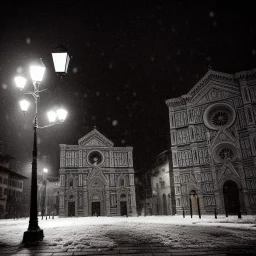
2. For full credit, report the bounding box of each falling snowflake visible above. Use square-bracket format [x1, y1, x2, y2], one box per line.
[72, 67, 78, 74]
[150, 56, 155, 62]
[2, 84, 7, 90]
[121, 139, 126, 144]
[107, 117, 111, 121]
[84, 94, 87, 98]
[209, 11, 215, 18]
[96, 91, 100, 96]
[112, 120, 118, 126]
[109, 62, 113, 69]
[252, 49, 256, 55]
[133, 92, 137, 97]
[26, 37, 31, 44]
[213, 21, 217, 27]
[116, 96, 120, 101]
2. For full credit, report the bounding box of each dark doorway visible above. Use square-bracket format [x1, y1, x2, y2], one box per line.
[120, 201, 127, 216]
[92, 202, 100, 216]
[223, 180, 240, 214]
[68, 202, 75, 217]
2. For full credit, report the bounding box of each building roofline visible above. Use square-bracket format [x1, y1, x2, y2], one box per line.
[0, 166, 28, 179]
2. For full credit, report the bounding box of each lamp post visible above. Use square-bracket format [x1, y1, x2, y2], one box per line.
[15, 46, 70, 244]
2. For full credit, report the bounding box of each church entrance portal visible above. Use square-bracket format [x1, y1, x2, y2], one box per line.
[68, 202, 75, 217]
[223, 180, 240, 214]
[120, 201, 127, 216]
[92, 202, 101, 216]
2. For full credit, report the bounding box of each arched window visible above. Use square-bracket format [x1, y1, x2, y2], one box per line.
[120, 178, 124, 187]
[69, 180, 73, 187]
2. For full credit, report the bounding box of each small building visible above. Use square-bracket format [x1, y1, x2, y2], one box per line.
[0, 153, 27, 218]
[135, 150, 175, 216]
[58, 127, 136, 217]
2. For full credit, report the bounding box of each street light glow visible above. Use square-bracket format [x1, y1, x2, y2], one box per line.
[51, 44, 70, 75]
[14, 76, 27, 90]
[43, 168, 48, 173]
[52, 52, 70, 73]
[30, 64, 46, 83]
[57, 109, 68, 122]
[19, 99, 30, 112]
[47, 111, 57, 123]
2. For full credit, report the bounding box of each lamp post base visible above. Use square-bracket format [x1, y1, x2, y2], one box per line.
[22, 229, 44, 244]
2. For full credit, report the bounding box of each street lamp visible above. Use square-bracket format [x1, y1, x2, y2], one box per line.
[15, 48, 70, 244]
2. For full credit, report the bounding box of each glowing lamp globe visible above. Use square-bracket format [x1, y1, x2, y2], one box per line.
[47, 111, 57, 123]
[30, 59, 46, 83]
[19, 100, 30, 112]
[51, 44, 70, 75]
[14, 76, 27, 90]
[57, 109, 68, 122]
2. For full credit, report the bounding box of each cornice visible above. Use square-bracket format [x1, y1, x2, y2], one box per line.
[235, 68, 256, 80]
[165, 97, 187, 107]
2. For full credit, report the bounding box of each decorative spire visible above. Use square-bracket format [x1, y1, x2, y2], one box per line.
[207, 56, 212, 70]
[93, 125, 97, 130]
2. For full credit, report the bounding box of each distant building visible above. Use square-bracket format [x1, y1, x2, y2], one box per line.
[135, 150, 175, 216]
[166, 68, 256, 215]
[59, 128, 136, 217]
[38, 175, 59, 217]
[0, 153, 27, 218]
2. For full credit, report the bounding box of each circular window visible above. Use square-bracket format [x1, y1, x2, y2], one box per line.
[203, 103, 236, 130]
[218, 148, 234, 160]
[87, 150, 104, 166]
[213, 143, 237, 163]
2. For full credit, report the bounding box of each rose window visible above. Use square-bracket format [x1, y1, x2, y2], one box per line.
[203, 103, 236, 130]
[213, 143, 237, 163]
[212, 111, 229, 126]
[218, 148, 234, 160]
[88, 150, 104, 166]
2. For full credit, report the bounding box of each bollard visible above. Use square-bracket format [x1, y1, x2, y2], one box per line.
[214, 207, 217, 219]
[238, 209, 242, 219]
[182, 207, 185, 218]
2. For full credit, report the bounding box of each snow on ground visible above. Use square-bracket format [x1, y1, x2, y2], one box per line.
[0, 215, 256, 249]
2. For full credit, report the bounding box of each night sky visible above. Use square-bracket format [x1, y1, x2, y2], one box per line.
[1, 1, 256, 177]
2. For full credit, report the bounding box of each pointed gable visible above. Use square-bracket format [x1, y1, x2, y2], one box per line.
[186, 70, 240, 105]
[166, 70, 240, 108]
[78, 128, 114, 147]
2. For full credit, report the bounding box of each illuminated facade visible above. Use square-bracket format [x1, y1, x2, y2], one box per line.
[59, 128, 136, 217]
[166, 68, 256, 215]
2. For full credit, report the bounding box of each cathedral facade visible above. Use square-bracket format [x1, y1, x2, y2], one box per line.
[58, 128, 136, 217]
[166, 68, 256, 215]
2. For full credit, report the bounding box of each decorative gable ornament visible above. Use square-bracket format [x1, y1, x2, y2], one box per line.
[78, 127, 114, 147]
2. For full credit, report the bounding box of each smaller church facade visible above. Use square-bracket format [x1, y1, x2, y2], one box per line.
[58, 128, 136, 217]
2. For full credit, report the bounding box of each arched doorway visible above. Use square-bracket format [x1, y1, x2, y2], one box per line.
[223, 180, 240, 215]
[91, 194, 101, 216]
[163, 194, 167, 215]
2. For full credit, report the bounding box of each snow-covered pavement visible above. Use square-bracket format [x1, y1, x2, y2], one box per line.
[0, 215, 255, 250]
